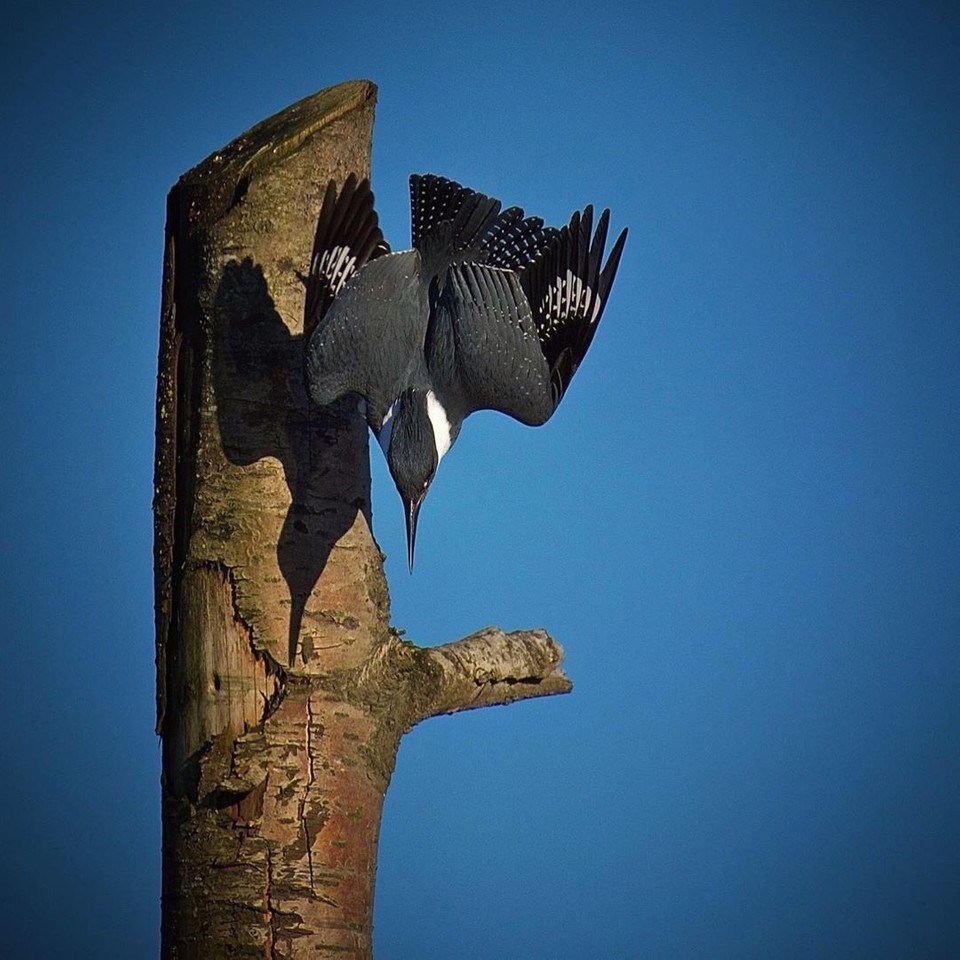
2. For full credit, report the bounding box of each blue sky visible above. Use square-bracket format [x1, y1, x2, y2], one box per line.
[2, 1, 958, 957]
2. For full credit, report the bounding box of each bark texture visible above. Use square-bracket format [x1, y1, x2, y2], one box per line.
[155, 80, 572, 959]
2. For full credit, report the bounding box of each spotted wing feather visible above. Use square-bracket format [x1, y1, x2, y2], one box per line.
[519, 207, 627, 405]
[305, 174, 389, 342]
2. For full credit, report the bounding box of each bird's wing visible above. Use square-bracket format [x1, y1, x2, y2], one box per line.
[306, 251, 425, 426]
[519, 207, 627, 405]
[428, 262, 555, 426]
[304, 174, 390, 343]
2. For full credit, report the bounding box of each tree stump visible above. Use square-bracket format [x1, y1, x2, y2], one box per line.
[155, 79, 571, 959]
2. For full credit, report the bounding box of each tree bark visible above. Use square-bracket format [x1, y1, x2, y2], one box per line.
[155, 80, 572, 959]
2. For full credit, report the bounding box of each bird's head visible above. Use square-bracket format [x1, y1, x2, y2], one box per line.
[384, 388, 451, 571]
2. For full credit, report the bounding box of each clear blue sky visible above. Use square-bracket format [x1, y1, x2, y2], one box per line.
[2, 1, 958, 957]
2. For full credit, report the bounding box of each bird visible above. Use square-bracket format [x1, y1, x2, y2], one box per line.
[305, 173, 627, 571]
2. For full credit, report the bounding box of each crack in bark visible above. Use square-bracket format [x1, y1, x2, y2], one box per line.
[300, 694, 317, 892]
[475, 674, 546, 688]
[264, 847, 278, 960]
[216, 559, 288, 727]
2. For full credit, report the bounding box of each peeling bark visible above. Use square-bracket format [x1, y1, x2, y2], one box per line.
[156, 80, 572, 959]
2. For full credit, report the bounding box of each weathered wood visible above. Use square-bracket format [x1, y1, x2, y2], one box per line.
[155, 80, 572, 959]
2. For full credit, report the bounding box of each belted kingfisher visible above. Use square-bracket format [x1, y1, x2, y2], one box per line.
[305, 173, 627, 571]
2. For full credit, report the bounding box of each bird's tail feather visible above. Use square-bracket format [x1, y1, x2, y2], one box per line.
[410, 173, 501, 265]
[481, 207, 561, 271]
[411, 173, 569, 276]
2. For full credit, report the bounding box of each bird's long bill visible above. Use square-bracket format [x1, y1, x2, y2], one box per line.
[404, 497, 422, 573]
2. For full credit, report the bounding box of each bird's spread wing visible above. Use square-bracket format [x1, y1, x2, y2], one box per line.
[519, 206, 627, 405]
[306, 250, 424, 425]
[428, 262, 555, 426]
[305, 174, 390, 342]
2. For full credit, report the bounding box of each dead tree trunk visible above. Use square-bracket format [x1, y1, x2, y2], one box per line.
[154, 80, 571, 959]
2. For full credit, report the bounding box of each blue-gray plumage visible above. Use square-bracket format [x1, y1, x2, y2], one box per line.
[306, 173, 627, 570]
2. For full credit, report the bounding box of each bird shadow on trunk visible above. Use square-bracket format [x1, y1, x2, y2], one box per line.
[211, 257, 372, 666]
